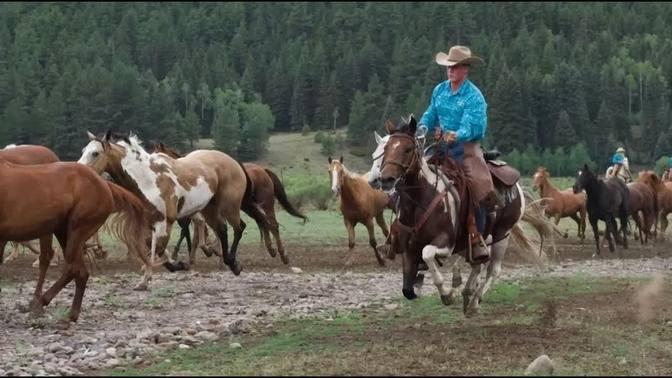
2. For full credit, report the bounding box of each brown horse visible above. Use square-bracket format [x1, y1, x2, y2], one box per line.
[638, 171, 672, 240]
[0, 145, 106, 266]
[0, 157, 150, 322]
[78, 130, 268, 290]
[377, 116, 543, 316]
[328, 156, 390, 266]
[152, 142, 308, 265]
[532, 167, 587, 240]
[626, 182, 657, 244]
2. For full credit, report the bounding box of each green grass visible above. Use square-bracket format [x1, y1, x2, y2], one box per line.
[102, 275, 671, 376]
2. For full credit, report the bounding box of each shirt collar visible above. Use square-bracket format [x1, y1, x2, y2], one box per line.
[447, 79, 469, 96]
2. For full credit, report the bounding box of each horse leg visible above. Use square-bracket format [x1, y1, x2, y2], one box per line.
[29, 235, 56, 313]
[172, 218, 189, 261]
[0, 240, 7, 264]
[569, 213, 582, 240]
[268, 210, 289, 265]
[211, 204, 245, 276]
[189, 214, 207, 264]
[401, 248, 419, 300]
[135, 220, 175, 291]
[605, 217, 617, 253]
[365, 219, 385, 267]
[660, 210, 669, 241]
[375, 212, 390, 238]
[422, 243, 459, 306]
[467, 237, 509, 317]
[462, 263, 483, 316]
[589, 215, 600, 257]
[343, 218, 356, 266]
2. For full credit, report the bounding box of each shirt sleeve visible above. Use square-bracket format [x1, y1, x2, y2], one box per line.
[456, 91, 487, 143]
[419, 85, 440, 134]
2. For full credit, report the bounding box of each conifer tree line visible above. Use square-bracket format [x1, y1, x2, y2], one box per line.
[1, 2, 672, 173]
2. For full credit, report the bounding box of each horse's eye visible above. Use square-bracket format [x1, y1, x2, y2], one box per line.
[92, 152, 99, 157]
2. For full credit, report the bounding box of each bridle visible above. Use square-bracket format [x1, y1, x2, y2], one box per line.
[379, 132, 422, 189]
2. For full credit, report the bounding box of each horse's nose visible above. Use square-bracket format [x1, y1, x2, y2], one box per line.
[380, 176, 395, 190]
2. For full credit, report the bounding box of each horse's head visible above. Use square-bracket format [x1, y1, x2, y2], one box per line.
[573, 163, 597, 194]
[532, 167, 549, 192]
[379, 115, 421, 192]
[327, 155, 345, 196]
[367, 131, 390, 189]
[78, 130, 128, 174]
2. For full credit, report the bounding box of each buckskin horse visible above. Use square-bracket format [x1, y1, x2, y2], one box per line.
[328, 155, 390, 266]
[573, 164, 629, 256]
[78, 130, 268, 290]
[0, 156, 151, 322]
[152, 142, 308, 265]
[532, 167, 587, 241]
[376, 115, 544, 316]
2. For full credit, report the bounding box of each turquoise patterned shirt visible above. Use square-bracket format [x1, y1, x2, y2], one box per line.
[419, 79, 488, 143]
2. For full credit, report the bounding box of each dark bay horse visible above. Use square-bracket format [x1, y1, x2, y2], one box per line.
[0, 157, 151, 322]
[152, 142, 308, 265]
[377, 115, 543, 316]
[573, 164, 629, 256]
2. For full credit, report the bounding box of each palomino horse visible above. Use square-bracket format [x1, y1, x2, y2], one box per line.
[0, 156, 150, 322]
[0, 144, 107, 266]
[638, 171, 672, 240]
[573, 165, 629, 256]
[626, 181, 657, 244]
[152, 142, 308, 265]
[78, 130, 268, 290]
[376, 116, 543, 316]
[532, 167, 587, 240]
[328, 156, 390, 266]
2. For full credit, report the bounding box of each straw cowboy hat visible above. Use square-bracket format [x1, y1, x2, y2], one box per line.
[435, 45, 485, 67]
[616, 147, 626, 153]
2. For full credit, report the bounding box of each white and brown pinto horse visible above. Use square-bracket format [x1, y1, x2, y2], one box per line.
[373, 116, 544, 316]
[78, 130, 267, 290]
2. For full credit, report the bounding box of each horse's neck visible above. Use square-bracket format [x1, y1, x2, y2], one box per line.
[117, 143, 173, 200]
[539, 177, 559, 197]
[339, 171, 363, 201]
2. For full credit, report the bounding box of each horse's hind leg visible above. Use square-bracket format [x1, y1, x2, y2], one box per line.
[365, 219, 385, 267]
[462, 263, 483, 315]
[467, 237, 508, 317]
[0, 240, 6, 264]
[569, 213, 583, 240]
[374, 212, 389, 238]
[29, 235, 56, 313]
[267, 208, 289, 265]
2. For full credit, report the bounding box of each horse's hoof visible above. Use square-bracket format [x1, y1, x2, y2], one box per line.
[402, 288, 417, 300]
[441, 293, 456, 306]
[375, 256, 386, 267]
[133, 282, 148, 291]
[229, 261, 242, 276]
[29, 299, 44, 316]
[268, 249, 277, 258]
[280, 255, 290, 265]
[464, 305, 479, 318]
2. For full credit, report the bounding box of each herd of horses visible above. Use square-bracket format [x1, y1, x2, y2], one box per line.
[2, 115, 671, 324]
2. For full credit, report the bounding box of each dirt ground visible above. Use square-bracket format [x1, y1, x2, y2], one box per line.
[1, 238, 671, 376]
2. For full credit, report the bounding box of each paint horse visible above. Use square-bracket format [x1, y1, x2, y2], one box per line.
[328, 156, 390, 266]
[0, 155, 151, 322]
[573, 164, 629, 256]
[376, 116, 543, 316]
[78, 130, 268, 290]
[532, 167, 587, 241]
[152, 142, 308, 265]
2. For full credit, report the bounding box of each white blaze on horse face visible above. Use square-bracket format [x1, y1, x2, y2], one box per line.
[77, 140, 104, 166]
[330, 165, 340, 195]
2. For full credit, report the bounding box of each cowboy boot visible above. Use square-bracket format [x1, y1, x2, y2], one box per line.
[481, 190, 501, 241]
[467, 209, 490, 264]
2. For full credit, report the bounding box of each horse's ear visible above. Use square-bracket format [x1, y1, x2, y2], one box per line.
[408, 114, 417, 135]
[385, 120, 396, 135]
[583, 163, 590, 172]
[328, 156, 332, 164]
[374, 131, 383, 144]
[87, 130, 97, 141]
[103, 129, 112, 142]
[339, 155, 343, 164]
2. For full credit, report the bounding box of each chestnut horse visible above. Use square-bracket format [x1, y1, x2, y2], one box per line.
[0, 157, 150, 322]
[638, 171, 672, 240]
[328, 156, 390, 266]
[377, 116, 543, 316]
[152, 142, 308, 265]
[532, 167, 587, 240]
[78, 131, 268, 290]
[0, 145, 107, 266]
[626, 182, 657, 244]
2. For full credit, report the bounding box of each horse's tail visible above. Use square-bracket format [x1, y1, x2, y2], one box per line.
[265, 168, 308, 223]
[105, 182, 151, 269]
[508, 197, 554, 269]
[235, 159, 268, 240]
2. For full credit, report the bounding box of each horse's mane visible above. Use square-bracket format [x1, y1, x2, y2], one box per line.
[153, 142, 183, 159]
